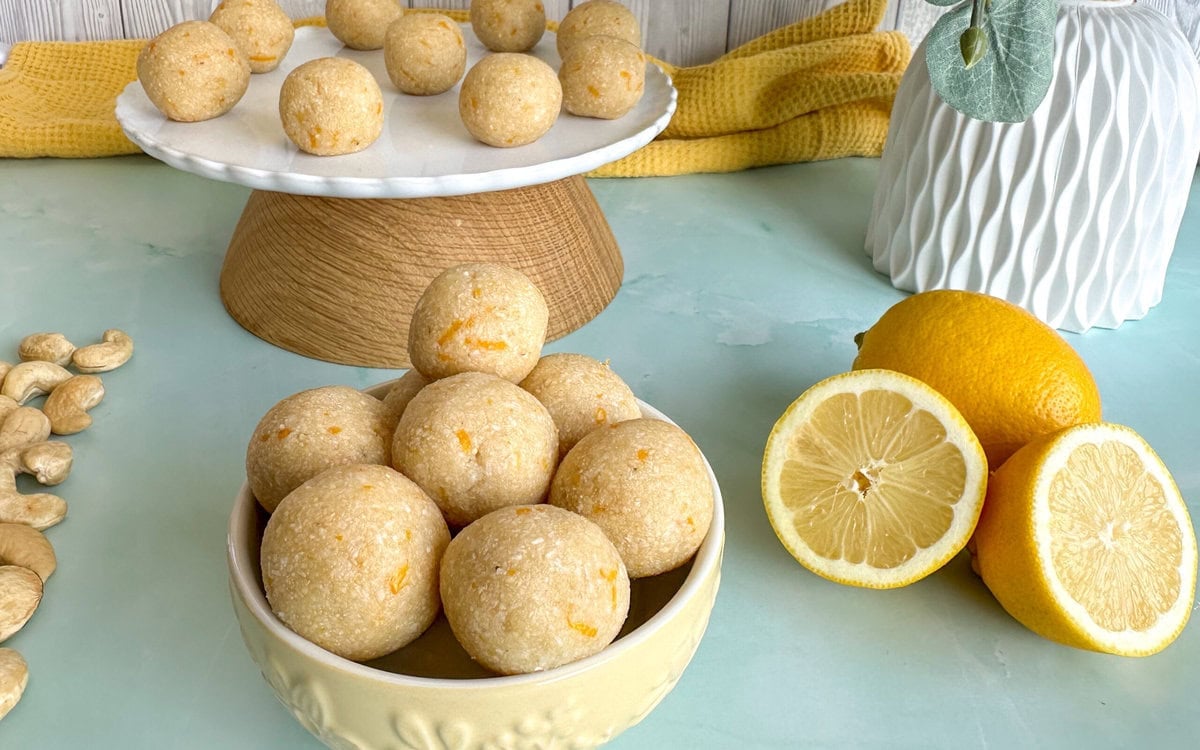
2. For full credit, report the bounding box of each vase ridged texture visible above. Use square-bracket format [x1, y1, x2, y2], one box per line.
[866, 1, 1200, 331]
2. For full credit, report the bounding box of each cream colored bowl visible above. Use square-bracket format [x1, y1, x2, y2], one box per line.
[227, 394, 724, 749]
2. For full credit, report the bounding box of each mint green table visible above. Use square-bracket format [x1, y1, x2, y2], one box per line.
[0, 156, 1196, 748]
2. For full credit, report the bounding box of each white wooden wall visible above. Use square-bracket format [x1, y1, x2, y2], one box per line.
[1, 1, 1194, 67]
[0, 0, 950, 66]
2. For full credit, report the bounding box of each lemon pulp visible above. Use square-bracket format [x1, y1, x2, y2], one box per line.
[780, 390, 968, 569]
[1048, 439, 1186, 634]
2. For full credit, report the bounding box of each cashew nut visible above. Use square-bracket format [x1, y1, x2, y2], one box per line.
[2, 441, 73, 487]
[0, 361, 72, 405]
[43, 375, 104, 436]
[0, 648, 28, 720]
[71, 329, 133, 373]
[0, 362, 10, 385]
[0, 458, 67, 531]
[17, 332, 75, 367]
[0, 566, 41, 643]
[0, 408, 51, 454]
[0, 396, 15, 424]
[0, 523, 55, 582]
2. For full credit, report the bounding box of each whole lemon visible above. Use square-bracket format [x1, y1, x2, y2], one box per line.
[852, 290, 1101, 468]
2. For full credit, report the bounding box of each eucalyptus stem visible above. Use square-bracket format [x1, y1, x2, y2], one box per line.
[960, 0, 989, 69]
[971, 0, 986, 24]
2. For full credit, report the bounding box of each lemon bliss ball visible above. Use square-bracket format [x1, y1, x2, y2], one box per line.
[550, 418, 714, 578]
[459, 53, 562, 147]
[407, 263, 549, 383]
[136, 21, 251, 122]
[381, 369, 430, 427]
[392, 372, 558, 527]
[384, 13, 468, 96]
[440, 504, 630, 674]
[279, 57, 384, 156]
[261, 464, 450, 662]
[245, 385, 394, 512]
[208, 0, 294, 73]
[470, 0, 546, 53]
[555, 0, 641, 58]
[326, 0, 404, 50]
[520, 353, 641, 456]
[559, 35, 645, 119]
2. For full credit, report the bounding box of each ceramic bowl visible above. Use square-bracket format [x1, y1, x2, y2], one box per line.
[227, 391, 724, 749]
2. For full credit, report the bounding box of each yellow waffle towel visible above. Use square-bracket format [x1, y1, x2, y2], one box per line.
[597, 0, 909, 176]
[0, 39, 147, 158]
[0, 0, 907, 175]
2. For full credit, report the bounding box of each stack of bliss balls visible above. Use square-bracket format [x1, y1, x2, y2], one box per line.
[248, 263, 714, 675]
[136, 1, 649, 155]
[460, 0, 648, 147]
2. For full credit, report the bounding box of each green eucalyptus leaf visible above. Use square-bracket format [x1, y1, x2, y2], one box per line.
[925, 0, 967, 7]
[925, 0, 1057, 122]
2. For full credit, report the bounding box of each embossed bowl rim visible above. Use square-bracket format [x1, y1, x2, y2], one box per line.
[227, 389, 725, 688]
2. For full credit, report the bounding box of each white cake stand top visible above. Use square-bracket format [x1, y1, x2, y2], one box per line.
[115, 25, 676, 199]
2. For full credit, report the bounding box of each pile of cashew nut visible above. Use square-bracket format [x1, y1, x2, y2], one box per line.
[0, 329, 133, 720]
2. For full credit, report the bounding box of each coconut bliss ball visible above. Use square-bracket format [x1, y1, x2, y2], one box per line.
[439, 504, 630, 674]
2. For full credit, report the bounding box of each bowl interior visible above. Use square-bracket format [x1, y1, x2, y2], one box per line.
[228, 386, 724, 684]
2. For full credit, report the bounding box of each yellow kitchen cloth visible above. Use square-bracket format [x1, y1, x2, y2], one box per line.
[597, 0, 910, 176]
[0, 39, 146, 158]
[592, 98, 897, 178]
[0, 0, 908, 173]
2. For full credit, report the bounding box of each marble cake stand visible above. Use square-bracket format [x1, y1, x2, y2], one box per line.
[116, 25, 675, 367]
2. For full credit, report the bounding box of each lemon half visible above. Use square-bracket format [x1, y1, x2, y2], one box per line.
[974, 423, 1197, 656]
[762, 369, 988, 589]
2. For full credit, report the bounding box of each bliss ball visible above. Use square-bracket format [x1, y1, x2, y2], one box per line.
[246, 385, 394, 512]
[279, 57, 384, 155]
[381, 369, 430, 426]
[136, 20, 251, 122]
[326, 0, 403, 50]
[440, 504, 630, 674]
[261, 464, 450, 662]
[459, 53, 561, 147]
[209, 0, 294, 73]
[391, 372, 558, 527]
[559, 35, 645, 119]
[470, 0, 546, 53]
[520, 353, 641, 457]
[384, 13, 467, 96]
[555, 0, 641, 59]
[550, 418, 713, 578]
[408, 263, 549, 382]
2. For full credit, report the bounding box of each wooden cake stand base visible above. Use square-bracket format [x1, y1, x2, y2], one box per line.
[218, 175, 624, 368]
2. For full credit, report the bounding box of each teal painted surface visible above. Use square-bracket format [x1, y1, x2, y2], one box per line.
[0, 155, 1197, 748]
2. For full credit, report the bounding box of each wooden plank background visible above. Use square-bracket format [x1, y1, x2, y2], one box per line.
[0, 0, 949, 65]
[0, 1, 1194, 67]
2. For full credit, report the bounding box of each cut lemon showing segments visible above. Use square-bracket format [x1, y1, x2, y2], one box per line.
[761, 369, 988, 589]
[974, 423, 1197, 656]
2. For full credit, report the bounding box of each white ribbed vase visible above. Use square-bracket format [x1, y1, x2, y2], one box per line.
[866, 0, 1200, 331]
